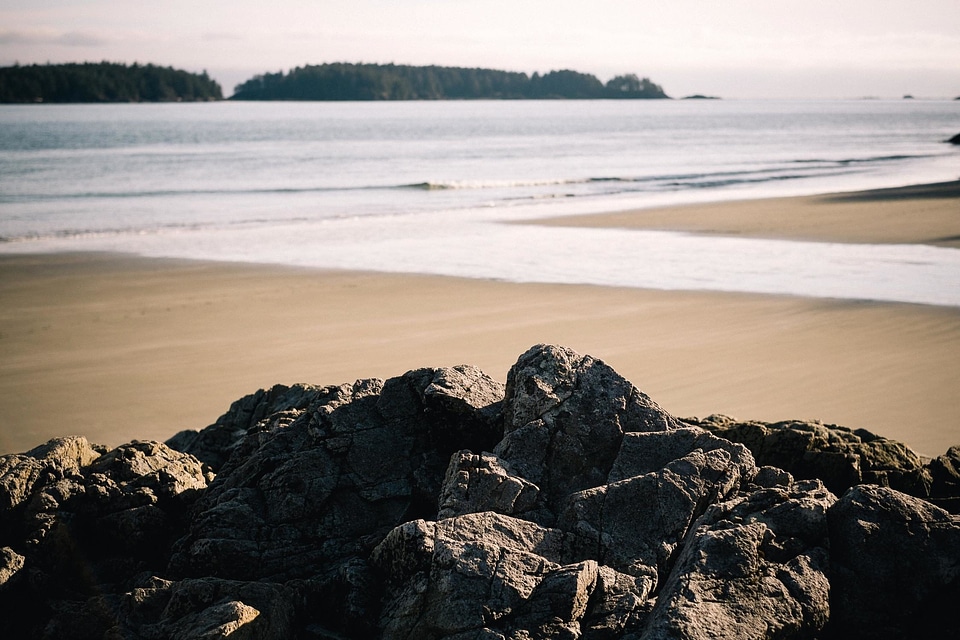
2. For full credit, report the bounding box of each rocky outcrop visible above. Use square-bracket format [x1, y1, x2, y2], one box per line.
[0, 344, 957, 639]
[689, 414, 960, 512]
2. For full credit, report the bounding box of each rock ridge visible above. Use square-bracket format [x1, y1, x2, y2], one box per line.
[0, 344, 956, 639]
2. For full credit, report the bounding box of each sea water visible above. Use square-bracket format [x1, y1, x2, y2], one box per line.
[1, 99, 958, 305]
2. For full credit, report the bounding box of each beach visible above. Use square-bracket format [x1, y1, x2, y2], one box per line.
[2, 183, 959, 458]
[531, 181, 960, 247]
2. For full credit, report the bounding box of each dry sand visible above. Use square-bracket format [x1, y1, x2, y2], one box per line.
[1, 182, 959, 457]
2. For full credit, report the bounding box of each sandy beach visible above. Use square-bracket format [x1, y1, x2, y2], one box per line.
[531, 181, 960, 247]
[2, 183, 959, 457]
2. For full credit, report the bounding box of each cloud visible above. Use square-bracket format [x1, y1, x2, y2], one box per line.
[0, 30, 107, 47]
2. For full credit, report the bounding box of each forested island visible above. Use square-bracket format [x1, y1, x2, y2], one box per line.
[231, 63, 670, 100]
[0, 62, 223, 103]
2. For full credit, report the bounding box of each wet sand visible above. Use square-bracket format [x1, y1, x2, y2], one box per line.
[529, 180, 960, 247]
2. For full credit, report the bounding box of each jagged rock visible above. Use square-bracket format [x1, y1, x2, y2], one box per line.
[929, 445, 960, 512]
[692, 415, 933, 500]
[0, 546, 25, 588]
[827, 485, 960, 639]
[166, 383, 335, 471]
[372, 512, 567, 638]
[643, 479, 835, 639]
[559, 445, 753, 579]
[438, 450, 539, 520]
[137, 578, 296, 640]
[0, 436, 103, 514]
[372, 511, 654, 639]
[85, 440, 212, 504]
[1, 345, 958, 639]
[170, 366, 505, 591]
[495, 344, 683, 521]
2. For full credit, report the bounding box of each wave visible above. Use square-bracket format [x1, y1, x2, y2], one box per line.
[791, 153, 933, 166]
[400, 178, 583, 191]
[1, 151, 936, 205]
[0, 215, 318, 244]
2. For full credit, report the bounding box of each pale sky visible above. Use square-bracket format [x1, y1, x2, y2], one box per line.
[2, 0, 959, 99]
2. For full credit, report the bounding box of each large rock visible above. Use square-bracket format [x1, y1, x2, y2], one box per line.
[0, 438, 212, 638]
[166, 383, 334, 471]
[827, 484, 960, 639]
[1, 345, 958, 639]
[0, 436, 103, 515]
[495, 344, 683, 521]
[560, 444, 754, 579]
[168, 365, 505, 637]
[929, 445, 960, 512]
[692, 415, 934, 501]
[371, 511, 654, 640]
[643, 479, 835, 639]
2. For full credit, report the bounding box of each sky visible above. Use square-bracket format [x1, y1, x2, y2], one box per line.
[1, 0, 959, 99]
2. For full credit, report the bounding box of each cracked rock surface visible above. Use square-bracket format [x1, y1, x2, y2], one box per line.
[0, 344, 957, 639]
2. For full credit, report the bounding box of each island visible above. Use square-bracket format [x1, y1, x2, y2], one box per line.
[231, 62, 670, 100]
[0, 62, 223, 103]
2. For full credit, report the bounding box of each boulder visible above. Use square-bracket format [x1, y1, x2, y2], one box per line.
[1, 345, 958, 639]
[559, 446, 753, 579]
[166, 383, 336, 471]
[168, 365, 505, 630]
[371, 511, 654, 640]
[438, 450, 539, 520]
[929, 445, 960, 512]
[495, 344, 683, 521]
[692, 415, 934, 501]
[826, 484, 960, 639]
[643, 479, 835, 639]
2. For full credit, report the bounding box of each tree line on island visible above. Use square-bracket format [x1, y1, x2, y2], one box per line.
[1, 62, 672, 103]
[0, 62, 222, 103]
[231, 63, 670, 100]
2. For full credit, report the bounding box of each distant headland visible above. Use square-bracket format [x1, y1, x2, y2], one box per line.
[0, 62, 223, 103]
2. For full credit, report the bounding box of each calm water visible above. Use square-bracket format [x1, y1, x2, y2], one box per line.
[1, 100, 959, 305]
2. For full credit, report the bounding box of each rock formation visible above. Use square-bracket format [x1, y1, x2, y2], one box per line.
[1, 344, 957, 639]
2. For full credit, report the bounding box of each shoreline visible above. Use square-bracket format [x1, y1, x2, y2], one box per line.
[2, 247, 959, 457]
[525, 180, 960, 248]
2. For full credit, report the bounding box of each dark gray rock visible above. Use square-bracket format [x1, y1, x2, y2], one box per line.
[692, 415, 933, 500]
[495, 344, 683, 521]
[0, 546, 25, 589]
[138, 577, 296, 640]
[371, 511, 655, 640]
[371, 512, 570, 638]
[169, 366, 504, 591]
[559, 445, 754, 579]
[438, 450, 539, 520]
[166, 383, 336, 471]
[643, 479, 835, 640]
[1, 345, 958, 639]
[929, 445, 960, 512]
[827, 484, 960, 640]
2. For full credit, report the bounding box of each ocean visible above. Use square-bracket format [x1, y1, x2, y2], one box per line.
[1, 99, 958, 305]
